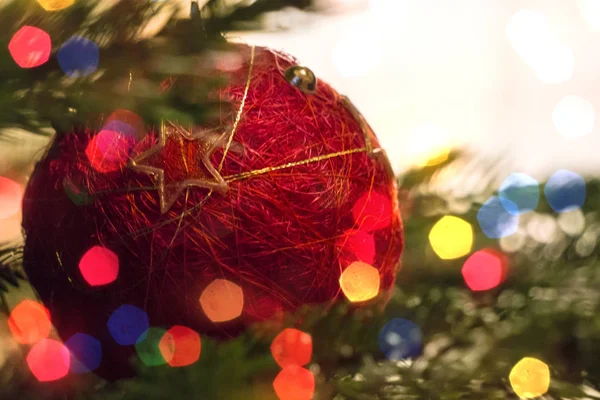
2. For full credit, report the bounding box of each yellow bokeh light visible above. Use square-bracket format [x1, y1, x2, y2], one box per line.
[509, 357, 550, 399]
[429, 216, 473, 260]
[406, 124, 454, 168]
[36, 0, 75, 11]
[339, 261, 380, 303]
[199, 279, 244, 323]
[424, 148, 450, 167]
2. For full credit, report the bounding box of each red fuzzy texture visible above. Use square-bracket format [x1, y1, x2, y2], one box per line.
[22, 46, 403, 380]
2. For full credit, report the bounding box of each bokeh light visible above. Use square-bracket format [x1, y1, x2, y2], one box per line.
[578, 0, 600, 31]
[0, 176, 22, 219]
[378, 318, 422, 360]
[544, 169, 586, 213]
[339, 261, 380, 303]
[271, 328, 312, 368]
[273, 365, 315, 400]
[499, 173, 540, 215]
[107, 304, 149, 345]
[8, 300, 51, 344]
[557, 209, 585, 236]
[352, 191, 392, 232]
[506, 10, 574, 84]
[65, 333, 102, 374]
[78, 246, 119, 287]
[428, 216, 473, 259]
[509, 357, 550, 398]
[336, 229, 375, 265]
[86, 129, 136, 173]
[135, 327, 167, 367]
[57, 36, 99, 77]
[461, 249, 508, 291]
[27, 339, 70, 382]
[36, 0, 75, 11]
[405, 124, 452, 167]
[159, 325, 201, 367]
[333, 21, 381, 78]
[200, 279, 244, 323]
[552, 95, 595, 139]
[105, 109, 144, 140]
[477, 196, 519, 239]
[8, 26, 51, 69]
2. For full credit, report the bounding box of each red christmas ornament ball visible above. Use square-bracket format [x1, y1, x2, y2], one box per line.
[22, 45, 403, 380]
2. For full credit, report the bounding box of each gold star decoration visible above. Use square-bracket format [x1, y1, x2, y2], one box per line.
[129, 121, 229, 214]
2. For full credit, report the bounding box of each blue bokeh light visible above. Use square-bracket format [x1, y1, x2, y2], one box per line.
[103, 120, 137, 139]
[107, 304, 149, 346]
[378, 318, 422, 360]
[499, 173, 540, 215]
[477, 196, 519, 239]
[544, 169, 586, 213]
[57, 36, 99, 77]
[65, 333, 102, 374]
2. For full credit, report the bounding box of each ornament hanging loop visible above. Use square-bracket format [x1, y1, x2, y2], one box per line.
[284, 65, 317, 94]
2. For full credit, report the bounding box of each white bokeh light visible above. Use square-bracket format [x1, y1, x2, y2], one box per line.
[333, 20, 381, 78]
[506, 10, 574, 84]
[578, 0, 600, 31]
[552, 95, 595, 139]
[404, 124, 453, 167]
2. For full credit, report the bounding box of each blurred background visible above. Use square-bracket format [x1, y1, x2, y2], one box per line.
[2, 2, 600, 396]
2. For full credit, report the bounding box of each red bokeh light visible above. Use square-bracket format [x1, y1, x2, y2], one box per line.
[159, 325, 201, 367]
[0, 176, 22, 219]
[271, 328, 312, 368]
[8, 300, 51, 344]
[8, 26, 51, 69]
[27, 339, 70, 382]
[106, 109, 144, 138]
[85, 129, 136, 173]
[336, 229, 375, 265]
[352, 191, 393, 232]
[78, 246, 119, 287]
[461, 249, 508, 291]
[273, 365, 315, 400]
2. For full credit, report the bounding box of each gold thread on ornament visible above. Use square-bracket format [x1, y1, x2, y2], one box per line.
[218, 45, 256, 172]
[341, 96, 373, 155]
[223, 147, 370, 183]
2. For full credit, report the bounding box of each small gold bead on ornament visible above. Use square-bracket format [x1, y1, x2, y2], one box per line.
[284, 65, 317, 94]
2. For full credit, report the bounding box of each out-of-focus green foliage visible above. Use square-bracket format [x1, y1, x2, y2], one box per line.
[2, 153, 600, 399]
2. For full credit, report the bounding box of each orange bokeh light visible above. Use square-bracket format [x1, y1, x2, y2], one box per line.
[271, 328, 312, 368]
[199, 279, 244, 322]
[159, 325, 201, 367]
[339, 261, 380, 302]
[8, 300, 51, 344]
[27, 339, 70, 382]
[273, 365, 315, 400]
